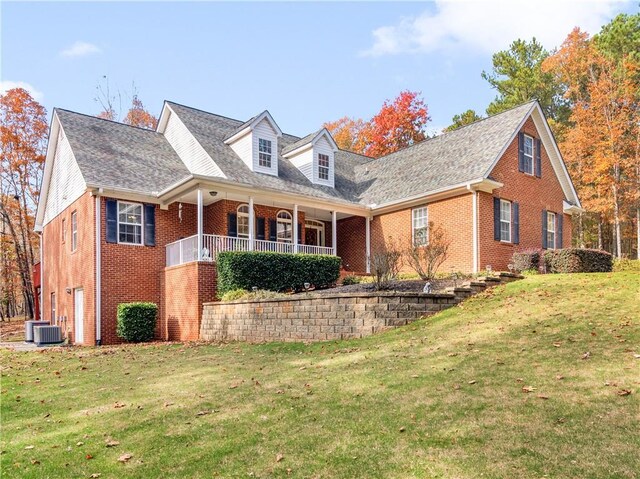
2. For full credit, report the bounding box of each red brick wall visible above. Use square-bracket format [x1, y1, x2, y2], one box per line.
[99, 199, 196, 344]
[161, 261, 217, 341]
[479, 117, 572, 271]
[337, 216, 367, 272]
[41, 192, 96, 345]
[368, 194, 474, 275]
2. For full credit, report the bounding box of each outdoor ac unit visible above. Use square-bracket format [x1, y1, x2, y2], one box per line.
[33, 325, 62, 346]
[24, 321, 50, 342]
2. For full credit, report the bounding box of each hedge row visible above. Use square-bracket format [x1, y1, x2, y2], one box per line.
[216, 251, 341, 296]
[116, 302, 158, 342]
[511, 249, 541, 272]
[543, 248, 613, 273]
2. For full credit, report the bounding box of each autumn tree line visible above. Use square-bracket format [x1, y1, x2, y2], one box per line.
[0, 14, 637, 320]
[324, 13, 640, 260]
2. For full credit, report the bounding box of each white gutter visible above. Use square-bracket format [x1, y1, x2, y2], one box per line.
[94, 193, 102, 345]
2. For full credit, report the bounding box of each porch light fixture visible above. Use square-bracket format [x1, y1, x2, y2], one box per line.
[65, 288, 72, 294]
[209, 191, 218, 197]
[252, 286, 258, 292]
[304, 282, 310, 291]
[486, 264, 493, 275]
[423, 282, 431, 294]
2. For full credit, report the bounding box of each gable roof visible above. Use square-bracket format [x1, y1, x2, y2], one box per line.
[224, 109, 283, 143]
[55, 109, 190, 195]
[281, 128, 338, 157]
[165, 101, 369, 203]
[354, 101, 537, 206]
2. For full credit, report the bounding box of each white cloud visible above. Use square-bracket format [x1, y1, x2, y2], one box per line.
[362, 0, 628, 56]
[0, 81, 44, 101]
[60, 41, 101, 58]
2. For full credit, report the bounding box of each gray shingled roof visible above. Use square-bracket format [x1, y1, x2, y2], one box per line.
[55, 100, 536, 207]
[353, 101, 536, 205]
[166, 102, 370, 203]
[281, 130, 320, 155]
[56, 109, 190, 194]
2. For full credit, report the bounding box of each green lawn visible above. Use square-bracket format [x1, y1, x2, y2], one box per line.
[1, 273, 638, 478]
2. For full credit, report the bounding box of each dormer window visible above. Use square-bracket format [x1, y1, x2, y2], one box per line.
[258, 138, 272, 168]
[318, 153, 330, 181]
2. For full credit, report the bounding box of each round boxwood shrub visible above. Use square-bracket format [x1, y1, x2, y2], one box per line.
[116, 302, 158, 342]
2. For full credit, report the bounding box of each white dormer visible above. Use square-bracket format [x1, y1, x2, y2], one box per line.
[283, 129, 338, 187]
[224, 110, 282, 176]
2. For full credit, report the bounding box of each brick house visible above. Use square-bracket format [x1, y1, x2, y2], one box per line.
[34, 100, 582, 345]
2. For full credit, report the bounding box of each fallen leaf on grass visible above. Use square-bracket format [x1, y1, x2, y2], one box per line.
[86, 454, 93, 460]
[30, 459, 40, 465]
[616, 389, 632, 396]
[581, 352, 591, 360]
[113, 402, 126, 409]
[77, 442, 84, 447]
[228, 384, 238, 390]
[537, 394, 549, 400]
[163, 402, 174, 408]
[276, 453, 284, 462]
[556, 375, 565, 380]
[468, 380, 476, 385]
[89, 474, 101, 478]
[105, 439, 120, 448]
[196, 410, 210, 416]
[24, 446, 34, 450]
[522, 386, 537, 393]
[399, 426, 406, 432]
[117, 453, 133, 463]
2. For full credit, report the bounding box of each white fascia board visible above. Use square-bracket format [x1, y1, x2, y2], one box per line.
[314, 129, 339, 151]
[156, 101, 171, 133]
[225, 110, 283, 145]
[563, 200, 585, 215]
[223, 126, 252, 145]
[282, 143, 313, 159]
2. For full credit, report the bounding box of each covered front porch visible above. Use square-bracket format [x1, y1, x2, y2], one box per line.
[162, 184, 371, 271]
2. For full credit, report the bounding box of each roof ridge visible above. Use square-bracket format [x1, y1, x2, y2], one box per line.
[54, 108, 163, 134]
[439, 100, 538, 136]
[164, 100, 245, 126]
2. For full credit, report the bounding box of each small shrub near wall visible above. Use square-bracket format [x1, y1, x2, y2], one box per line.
[116, 302, 158, 342]
[512, 250, 542, 273]
[217, 251, 341, 296]
[543, 249, 613, 273]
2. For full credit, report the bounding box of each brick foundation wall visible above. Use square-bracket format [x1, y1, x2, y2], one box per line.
[479, 117, 572, 271]
[161, 261, 217, 341]
[41, 192, 96, 345]
[201, 292, 460, 342]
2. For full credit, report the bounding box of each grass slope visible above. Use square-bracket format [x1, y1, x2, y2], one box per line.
[1, 273, 639, 478]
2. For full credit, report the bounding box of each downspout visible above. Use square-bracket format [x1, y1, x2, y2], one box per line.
[95, 193, 102, 345]
[468, 185, 479, 274]
[39, 231, 43, 321]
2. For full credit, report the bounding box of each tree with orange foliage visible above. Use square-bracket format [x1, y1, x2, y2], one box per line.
[95, 77, 157, 129]
[0, 88, 48, 319]
[543, 24, 640, 258]
[365, 90, 430, 158]
[322, 116, 368, 154]
[124, 95, 159, 130]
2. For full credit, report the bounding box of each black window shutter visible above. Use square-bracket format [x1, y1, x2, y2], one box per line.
[106, 199, 118, 243]
[512, 202, 520, 245]
[557, 213, 563, 249]
[542, 210, 548, 249]
[535, 138, 542, 178]
[144, 204, 155, 246]
[493, 197, 501, 241]
[268, 219, 277, 241]
[518, 132, 525, 172]
[256, 217, 265, 240]
[298, 223, 302, 244]
[227, 213, 237, 237]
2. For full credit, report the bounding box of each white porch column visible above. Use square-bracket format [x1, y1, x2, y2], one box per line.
[331, 211, 337, 256]
[293, 204, 299, 253]
[365, 216, 371, 274]
[197, 189, 203, 261]
[248, 196, 255, 251]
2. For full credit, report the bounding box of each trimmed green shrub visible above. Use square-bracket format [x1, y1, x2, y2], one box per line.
[512, 250, 541, 272]
[217, 251, 341, 296]
[613, 259, 640, 272]
[341, 275, 360, 285]
[543, 248, 613, 273]
[116, 302, 158, 342]
[220, 288, 288, 302]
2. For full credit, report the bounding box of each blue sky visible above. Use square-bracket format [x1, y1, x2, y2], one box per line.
[1, 1, 635, 136]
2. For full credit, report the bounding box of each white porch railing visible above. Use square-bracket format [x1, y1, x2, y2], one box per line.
[166, 234, 334, 267]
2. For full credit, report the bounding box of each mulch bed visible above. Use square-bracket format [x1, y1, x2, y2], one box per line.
[314, 279, 458, 295]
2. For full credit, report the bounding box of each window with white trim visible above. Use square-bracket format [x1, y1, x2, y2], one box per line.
[276, 210, 292, 243]
[258, 138, 272, 168]
[500, 199, 511, 242]
[547, 212, 556, 249]
[118, 201, 143, 244]
[412, 206, 428, 246]
[318, 153, 330, 181]
[71, 211, 78, 252]
[523, 135, 534, 175]
[237, 204, 254, 238]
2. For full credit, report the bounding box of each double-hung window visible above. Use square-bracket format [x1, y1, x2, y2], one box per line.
[318, 153, 330, 181]
[237, 204, 252, 238]
[412, 207, 428, 246]
[118, 201, 143, 244]
[258, 138, 272, 168]
[70, 211, 78, 252]
[523, 135, 534, 175]
[500, 199, 512, 242]
[276, 211, 292, 243]
[547, 212, 556, 249]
